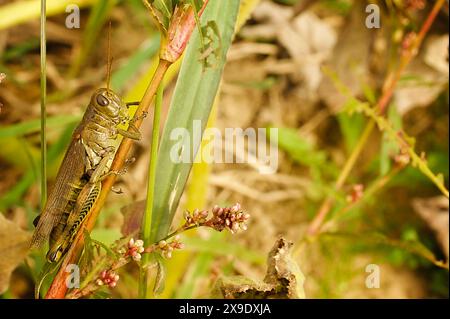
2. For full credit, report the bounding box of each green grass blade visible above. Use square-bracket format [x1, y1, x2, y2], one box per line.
[1, 38, 40, 62]
[40, 0, 47, 210]
[0, 115, 80, 139]
[0, 124, 75, 211]
[139, 82, 165, 298]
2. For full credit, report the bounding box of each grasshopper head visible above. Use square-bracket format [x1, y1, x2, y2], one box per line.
[91, 88, 127, 120]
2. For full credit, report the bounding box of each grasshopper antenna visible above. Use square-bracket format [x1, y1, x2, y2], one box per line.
[106, 20, 113, 93]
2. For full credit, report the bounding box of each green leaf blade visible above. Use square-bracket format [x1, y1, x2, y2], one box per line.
[149, 0, 240, 243]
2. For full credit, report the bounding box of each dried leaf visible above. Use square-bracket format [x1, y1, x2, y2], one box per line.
[264, 237, 305, 298]
[215, 237, 305, 299]
[242, 1, 337, 98]
[153, 256, 166, 296]
[413, 196, 449, 262]
[393, 60, 447, 115]
[394, 35, 448, 115]
[249, 1, 293, 26]
[279, 12, 337, 96]
[424, 35, 449, 75]
[0, 213, 31, 294]
[215, 276, 274, 299]
[120, 200, 145, 237]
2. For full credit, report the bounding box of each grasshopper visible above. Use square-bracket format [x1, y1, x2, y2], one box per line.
[31, 88, 141, 262]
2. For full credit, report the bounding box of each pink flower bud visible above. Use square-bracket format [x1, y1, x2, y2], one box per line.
[160, 1, 209, 63]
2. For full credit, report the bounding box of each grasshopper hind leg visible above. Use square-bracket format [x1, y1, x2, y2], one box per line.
[49, 212, 69, 248]
[46, 177, 88, 262]
[46, 182, 101, 263]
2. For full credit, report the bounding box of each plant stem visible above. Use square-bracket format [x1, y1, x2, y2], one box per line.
[307, 0, 445, 236]
[162, 225, 198, 242]
[44, 59, 171, 299]
[308, 121, 375, 235]
[357, 101, 449, 198]
[40, 0, 47, 210]
[139, 82, 164, 299]
[321, 166, 402, 233]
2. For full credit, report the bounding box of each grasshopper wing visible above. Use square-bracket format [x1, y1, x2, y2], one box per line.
[30, 133, 86, 248]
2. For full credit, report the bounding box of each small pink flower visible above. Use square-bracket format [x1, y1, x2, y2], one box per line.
[346, 184, 364, 204]
[209, 203, 250, 233]
[157, 235, 184, 259]
[184, 209, 209, 225]
[97, 270, 119, 288]
[394, 152, 410, 166]
[401, 32, 417, 56]
[124, 238, 145, 261]
[160, 1, 209, 62]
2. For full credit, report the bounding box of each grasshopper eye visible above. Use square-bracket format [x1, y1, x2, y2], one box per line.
[96, 94, 110, 106]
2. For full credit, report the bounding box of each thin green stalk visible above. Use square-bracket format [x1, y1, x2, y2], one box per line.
[40, 0, 47, 210]
[308, 121, 375, 235]
[322, 166, 402, 232]
[335, 121, 375, 189]
[139, 81, 164, 298]
[162, 225, 198, 242]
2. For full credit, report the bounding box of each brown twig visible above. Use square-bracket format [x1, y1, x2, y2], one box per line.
[307, 0, 445, 236]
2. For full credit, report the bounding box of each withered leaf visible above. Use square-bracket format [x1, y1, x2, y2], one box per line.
[0, 214, 31, 294]
[215, 237, 305, 299]
[120, 200, 145, 237]
[153, 256, 166, 296]
[413, 196, 449, 262]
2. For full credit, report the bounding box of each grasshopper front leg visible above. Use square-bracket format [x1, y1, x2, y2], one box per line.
[116, 111, 146, 140]
[116, 127, 141, 140]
